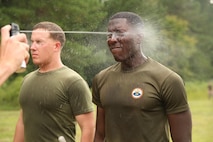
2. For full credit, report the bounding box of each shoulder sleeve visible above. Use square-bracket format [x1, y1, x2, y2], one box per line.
[161, 72, 189, 114]
[91, 64, 119, 108]
[92, 74, 103, 108]
[68, 79, 94, 116]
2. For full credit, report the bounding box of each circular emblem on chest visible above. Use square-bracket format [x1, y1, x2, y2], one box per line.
[131, 88, 143, 99]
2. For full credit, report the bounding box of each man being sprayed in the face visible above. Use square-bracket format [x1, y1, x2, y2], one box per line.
[92, 12, 192, 142]
[107, 15, 147, 70]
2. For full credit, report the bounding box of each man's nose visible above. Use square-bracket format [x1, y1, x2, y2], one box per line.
[30, 42, 36, 50]
[108, 36, 118, 45]
[111, 33, 117, 40]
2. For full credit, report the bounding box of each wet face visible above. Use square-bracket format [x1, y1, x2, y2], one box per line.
[107, 18, 141, 62]
[30, 29, 58, 66]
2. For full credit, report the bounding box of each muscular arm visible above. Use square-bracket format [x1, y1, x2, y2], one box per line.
[168, 109, 192, 142]
[94, 107, 105, 142]
[76, 111, 95, 142]
[13, 110, 24, 142]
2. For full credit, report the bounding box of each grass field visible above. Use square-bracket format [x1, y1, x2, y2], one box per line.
[0, 99, 213, 142]
[189, 99, 213, 142]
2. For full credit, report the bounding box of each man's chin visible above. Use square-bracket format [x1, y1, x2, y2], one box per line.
[114, 57, 122, 62]
[32, 61, 40, 66]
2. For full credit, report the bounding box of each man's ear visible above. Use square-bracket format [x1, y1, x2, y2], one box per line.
[136, 33, 143, 44]
[54, 42, 61, 51]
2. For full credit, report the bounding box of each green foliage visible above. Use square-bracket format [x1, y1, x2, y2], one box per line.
[0, 76, 23, 110]
[62, 39, 114, 86]
[160, 0, 213, 80]
[0, 0, 213, 109]
[103, 0, 166, 28]
[0, 0, 107, 33]
[0, 0, 110, 78]
[160, 15, 197, 79]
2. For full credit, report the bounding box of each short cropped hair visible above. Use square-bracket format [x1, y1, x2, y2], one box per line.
[33, 21, 66, 48]
[109, 12, 143, 27]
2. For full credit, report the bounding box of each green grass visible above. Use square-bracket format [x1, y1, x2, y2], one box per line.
[189, 100, 213, 142]
[0, 110, 19, 142]
[185, 81, 209, 100]
[1, 100, 213, 142]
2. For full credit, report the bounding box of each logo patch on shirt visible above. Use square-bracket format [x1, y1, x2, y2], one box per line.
[131, 88, 143, 99]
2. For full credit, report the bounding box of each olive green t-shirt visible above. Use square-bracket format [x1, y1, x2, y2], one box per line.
[92, 58, 189, 142]
[20, 66, 93, 142]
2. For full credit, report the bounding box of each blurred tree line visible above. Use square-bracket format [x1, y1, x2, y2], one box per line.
[0, 0, 213, 109]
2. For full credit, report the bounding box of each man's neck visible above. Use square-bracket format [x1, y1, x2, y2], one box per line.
[121, 54, 148, 71]
[38, 61, 64, 73]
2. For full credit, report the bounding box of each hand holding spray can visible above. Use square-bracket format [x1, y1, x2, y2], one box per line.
[10, 23, 27, 73]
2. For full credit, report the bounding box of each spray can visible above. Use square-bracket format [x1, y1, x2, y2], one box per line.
[10, 23, 26, 73]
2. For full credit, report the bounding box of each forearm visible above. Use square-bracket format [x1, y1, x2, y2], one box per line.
[80, 127, 95, 142]
[169, 110, 192, 142]
[13, 126, 24, 142]
[94, 107, 105, 142]
[94, 132, 105, 142]
[76, 112, 95, 142]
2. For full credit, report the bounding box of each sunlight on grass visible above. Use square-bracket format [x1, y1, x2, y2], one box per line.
[189, 100, 213, 142]
[0, 111, 19, 142]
